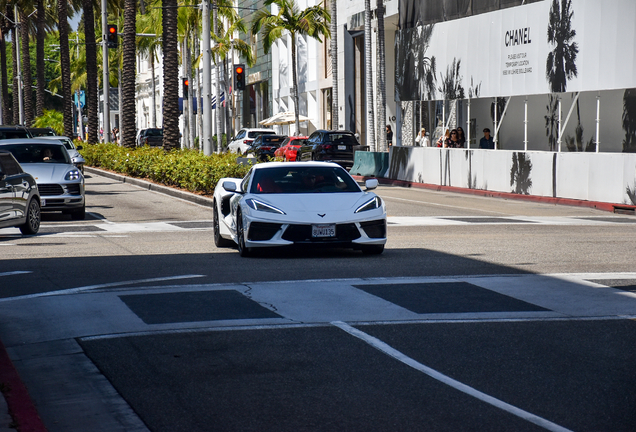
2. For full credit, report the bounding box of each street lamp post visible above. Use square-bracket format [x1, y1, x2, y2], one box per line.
[14, 5, 24, 125]
[102, 0, 110, 142]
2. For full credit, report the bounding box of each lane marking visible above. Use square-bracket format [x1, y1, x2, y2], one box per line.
[332, 321, 574, 432]
[0, 274, 206, 302]
[380, 195, 512, 215]
[0, 271, 32, 277]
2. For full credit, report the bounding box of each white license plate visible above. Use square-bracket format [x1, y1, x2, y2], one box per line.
[40, 199, 46, 207]
[312, 224, 335, 238]
[337, 145, 347, 150]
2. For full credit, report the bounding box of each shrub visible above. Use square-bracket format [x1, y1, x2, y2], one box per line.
[80, 143, 255, 195]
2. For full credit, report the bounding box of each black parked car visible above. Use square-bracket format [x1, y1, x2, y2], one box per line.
[297, 130, 357, 169]
[0, 126, 32, 140]
[28, 127, 56, 137]
[0, 150, 40, 234]
[247, 134, 287, 161]
[137, 128, 163, 147]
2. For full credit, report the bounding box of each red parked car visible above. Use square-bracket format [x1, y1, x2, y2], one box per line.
[273, 136, 308, 161]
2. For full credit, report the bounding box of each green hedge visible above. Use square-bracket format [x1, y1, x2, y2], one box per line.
[79, 143, 254, 195]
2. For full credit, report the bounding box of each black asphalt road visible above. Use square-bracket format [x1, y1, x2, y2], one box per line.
[79, 320, 636, 432]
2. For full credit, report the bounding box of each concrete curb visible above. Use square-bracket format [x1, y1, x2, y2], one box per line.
[85, 167, 215, 208]
[351, 175, 636, 215]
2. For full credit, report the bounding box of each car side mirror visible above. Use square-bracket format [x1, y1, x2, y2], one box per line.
[365, 178, 378, 190]
[222, 181, 238, 192]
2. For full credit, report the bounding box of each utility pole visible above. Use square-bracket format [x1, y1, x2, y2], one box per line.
[102, 0, 110, 142]
[201, 0, 212, 155]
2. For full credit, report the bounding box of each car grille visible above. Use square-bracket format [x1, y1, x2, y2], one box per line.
[38, 184, 64, 196]
[248, 222, 282, 241]
[282, 223, 361, 243]
[360, 219, 386, 239]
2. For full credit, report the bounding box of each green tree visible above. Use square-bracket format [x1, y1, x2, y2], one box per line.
[121, 0, 136, 147]
[162, 0, 179, 150]
[81, 0, 99, 143]
[251, 0, 330, 135]
[57, 0, 73, 135]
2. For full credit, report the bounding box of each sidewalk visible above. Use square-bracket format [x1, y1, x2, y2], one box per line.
[0, 339, 46, 432]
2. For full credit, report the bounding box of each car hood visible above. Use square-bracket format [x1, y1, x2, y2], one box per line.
[20, 163, 79, 182]
[246, 192, 383, 223]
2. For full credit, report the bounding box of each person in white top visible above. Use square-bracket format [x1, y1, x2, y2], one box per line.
[415, 128, 430, 147]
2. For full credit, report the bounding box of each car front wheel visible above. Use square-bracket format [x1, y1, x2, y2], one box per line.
[213, 200, 233, 248]
[19, 198, 41, 235]
[71, 204, 86, 220]
[236, 211, 251, 257]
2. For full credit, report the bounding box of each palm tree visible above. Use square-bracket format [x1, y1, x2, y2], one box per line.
[546, 0, 578, 93]
[251, 0, 330, 135]
[162, 0, 179, 150]
[35, 0, 45, 118]
[622, 88, 636, 153]
[544, 95, 558, 151]
[0, 12, 11, 123]
[329, 0, 337, 130]
[10, 7, 18, 124]
[19, 10, 34, 125]
[57, 0, 73, 135]
[120, 0, 136, 148]
[363, 0, 374, 149]
[376, 0, 386, 151]
[81, 0, 98, 143]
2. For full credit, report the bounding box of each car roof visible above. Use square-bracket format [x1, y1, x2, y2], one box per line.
[252, 161, 342, 170]
[0, 138, 66, 147]
[39, 136, 72, 140]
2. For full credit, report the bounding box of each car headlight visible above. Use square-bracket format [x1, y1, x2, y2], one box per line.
[355, 196, 382, 213]
[245, 198, 286, 215]
[65, 169, 81, 181]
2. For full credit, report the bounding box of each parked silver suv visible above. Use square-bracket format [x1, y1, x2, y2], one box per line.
[0, 150, 41, 234]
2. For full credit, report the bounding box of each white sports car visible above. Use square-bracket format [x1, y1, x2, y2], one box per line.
[213, 162, 386, 256]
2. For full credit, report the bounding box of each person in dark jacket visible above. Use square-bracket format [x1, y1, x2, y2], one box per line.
[479, 128, 495, 149]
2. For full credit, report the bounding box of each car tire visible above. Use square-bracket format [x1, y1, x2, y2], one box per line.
[213, 200, 234, 248]
[19, 198, 41, 235]
[236, 211, 252, 257]
[71, 205, 86, 220]
[360, 244, 384, 255]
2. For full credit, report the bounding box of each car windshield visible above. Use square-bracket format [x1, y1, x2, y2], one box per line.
[145, 129, 163, 137]
[0, 130, 30, 139]
[248, 131, 275, 139]
[251, 166, 361, 194]
[327, 133, 357, 145]
[1, 144, 71, 164]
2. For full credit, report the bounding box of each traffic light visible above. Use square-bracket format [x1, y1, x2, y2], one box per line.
[234, 64, 246, 90]
[107, 25, 118, 49]
[182, 77, 189, 99]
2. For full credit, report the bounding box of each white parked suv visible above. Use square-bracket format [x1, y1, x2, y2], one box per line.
[227, 128, 276, 154]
